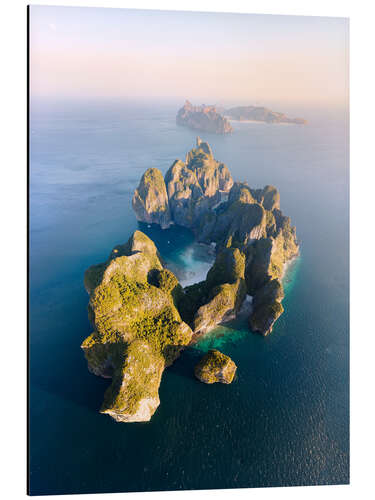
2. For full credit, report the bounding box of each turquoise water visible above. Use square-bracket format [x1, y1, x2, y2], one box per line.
[29, 99, 349, 495]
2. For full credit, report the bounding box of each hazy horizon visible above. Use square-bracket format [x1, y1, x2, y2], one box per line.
[29, 6, 349, 108]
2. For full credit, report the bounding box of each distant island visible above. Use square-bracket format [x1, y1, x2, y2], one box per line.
[82, 137, 299, 423]
[225, 105, 307, 125]
[176, 100, 307, 134]
[176, 100, 233, 134]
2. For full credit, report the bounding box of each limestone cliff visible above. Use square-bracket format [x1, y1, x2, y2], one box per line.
[83, 139, 299, 422]
[132, 168, 172, 229]
[178, 247, 247, 335]
[194, 349, 237, 384]
[164, 137, 233, 228]
[132, 140, 299, 337]
[176, 100, 233, 134]
[81, 230, 193, 423]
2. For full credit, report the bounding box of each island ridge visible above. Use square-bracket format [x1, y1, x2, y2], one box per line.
[176, 100, 307, 134]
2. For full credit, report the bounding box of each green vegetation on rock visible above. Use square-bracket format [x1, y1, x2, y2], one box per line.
[81, 230, 193, 423]
[82, 139, 300, 423]
[132, 168, 172, 229]
[100, 339, 165, 422]
[249, 300, 284, 336]
[206, 247, 245, 287]
[194, 349, 237, 384]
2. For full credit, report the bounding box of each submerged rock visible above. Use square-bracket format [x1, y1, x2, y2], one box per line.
[132, 168, 172, 229]
[194, 350, 237, 384]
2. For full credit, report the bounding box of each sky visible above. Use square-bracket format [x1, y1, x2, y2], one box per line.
[29, 6, 349, 107]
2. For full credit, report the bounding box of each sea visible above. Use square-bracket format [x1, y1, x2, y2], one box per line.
[28, 98, 349, 495]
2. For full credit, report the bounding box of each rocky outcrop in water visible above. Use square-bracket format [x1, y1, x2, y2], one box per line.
[82, 230, 193, 423]
[225, 105, 307, 125]
[177, 100, 233, 134]
[194, 349, 237, 384]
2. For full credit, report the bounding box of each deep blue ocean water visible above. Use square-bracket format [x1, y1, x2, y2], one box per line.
[29, 99, 349, 495]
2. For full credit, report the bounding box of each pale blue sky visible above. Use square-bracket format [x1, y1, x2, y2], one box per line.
[29, 6, 348, 106]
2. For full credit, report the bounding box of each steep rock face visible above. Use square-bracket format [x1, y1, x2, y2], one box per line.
[100, 340, 165, 423]
[181, 247, 247, 334]
[130, 140, 298, 337]
[194, 349, 237, 384]
[250, 185, 280, 211]
[196, 197, 267, 247]
[164, 138, 233, 228]
[249, 300, 284, 336]
[176, 100, 233, 134]
[81, 230, 193, 422]
[191, 177, 298, 335]
[164, 159, 204, 227]
[186, 143, 233, 197]
[225, 105, 307, 125]
[245, 211, 299, 335]
[132, 168, 172, 229]
[192, 280, 247, 334]
[228, 182, 257, 205]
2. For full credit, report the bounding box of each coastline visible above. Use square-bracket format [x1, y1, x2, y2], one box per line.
[226, 117, 297, 126]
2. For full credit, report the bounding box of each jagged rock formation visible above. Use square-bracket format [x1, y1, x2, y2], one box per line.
[225, 105, 307, 125]
[165, 137, 233, 228]
[132, 168, 172, 229]
[82, 230, 193, 422]
[133, 137, 233, 229]
[176, 100, 233, 134]
[133, 139, 299, 337]
[194, 350, 237, 384]
[82, 140, 299, 422]
[180, 247, 247, 334]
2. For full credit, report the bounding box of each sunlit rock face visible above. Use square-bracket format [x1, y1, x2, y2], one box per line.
[164, 137, 233, 228]
[132, 168, 172, 229]
[82, 139, 300, 423]
[194, 349, 237, 384]
[132, 139, 299, 340]
[82, 230, 193, 423]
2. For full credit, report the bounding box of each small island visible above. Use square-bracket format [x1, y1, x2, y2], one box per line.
[195, 350, 237, 384]
[225, 105, 307, 125]
[82, 137, 299, 423]
[176, 100, 233, 135]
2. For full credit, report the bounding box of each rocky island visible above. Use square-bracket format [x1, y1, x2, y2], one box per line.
[82, 137, 299, 423]
[194, 350, 237, 384]
[225, 105, 307, 125]
[176, 101, 307, 133]
[176, 100, 233, 134]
